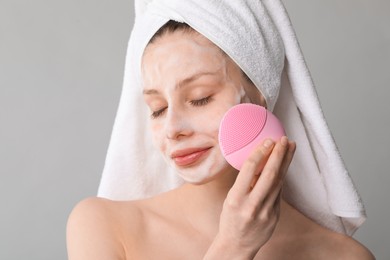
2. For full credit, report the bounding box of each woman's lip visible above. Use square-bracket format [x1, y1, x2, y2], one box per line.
[171, 147, 212, 166]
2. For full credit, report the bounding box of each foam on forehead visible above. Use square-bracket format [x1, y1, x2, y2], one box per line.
[139, 0, 285, 111]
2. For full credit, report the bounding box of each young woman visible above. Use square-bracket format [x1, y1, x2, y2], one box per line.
[67, 0, 373, 260]
[67, 19, 374, 259]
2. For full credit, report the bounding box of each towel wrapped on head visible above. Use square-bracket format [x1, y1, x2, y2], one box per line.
[98, 0, 366, 235]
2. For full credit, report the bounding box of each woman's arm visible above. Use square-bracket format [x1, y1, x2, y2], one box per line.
[204, 137, 296, 259]
[66, 198, 126, 260]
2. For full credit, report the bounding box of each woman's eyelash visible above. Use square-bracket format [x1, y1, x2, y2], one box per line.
[151, 96, 212, 119]
[190, 96, 212, 106]
[151, 108, 166, 119]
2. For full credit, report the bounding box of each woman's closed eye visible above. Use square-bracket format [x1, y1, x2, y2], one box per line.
[151, 107, 167, 119]
[150, 96, 213, 119]
[189, 96, 212, 106]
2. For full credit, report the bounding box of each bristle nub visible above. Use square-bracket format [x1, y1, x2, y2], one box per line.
[219, 104, 267, 155]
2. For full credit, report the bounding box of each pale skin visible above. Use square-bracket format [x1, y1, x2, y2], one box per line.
[67, 30, 375, 259]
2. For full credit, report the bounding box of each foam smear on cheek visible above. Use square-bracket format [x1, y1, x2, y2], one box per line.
[237, 84, 247, 104]
[218, 84, 247, 116]
[174, 93, 241, 183]
[189, 81, 246, 135]
[238, 85, 249, 103]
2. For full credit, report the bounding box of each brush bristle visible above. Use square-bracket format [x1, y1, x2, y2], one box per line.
[219, 104, 267, 156]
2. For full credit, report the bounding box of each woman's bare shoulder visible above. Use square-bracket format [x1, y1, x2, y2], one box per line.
[66, 197, 143, 259]
[278, 202, 374, 259]
[324, 232, 375, 260]
[299, 224, 375, 260]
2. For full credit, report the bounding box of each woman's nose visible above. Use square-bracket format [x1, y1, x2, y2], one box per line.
[165, 109, 194, 140]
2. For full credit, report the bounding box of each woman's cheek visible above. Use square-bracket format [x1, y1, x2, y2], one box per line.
[212, 89, 244, 122]
[151, 122, 165, 151]
[193, 104, 232, 135]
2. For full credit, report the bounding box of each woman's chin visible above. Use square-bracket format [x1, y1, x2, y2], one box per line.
[175, 161, 236, 185]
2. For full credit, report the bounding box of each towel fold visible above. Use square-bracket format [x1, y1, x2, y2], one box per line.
[98, 0, 366, 235]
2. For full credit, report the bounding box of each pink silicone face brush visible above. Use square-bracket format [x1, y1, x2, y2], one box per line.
[218, 103, 286, 170]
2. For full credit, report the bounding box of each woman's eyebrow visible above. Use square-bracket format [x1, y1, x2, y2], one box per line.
[176, 70, 219, 90]
[143, 88, 159, 95]
[143, 70, 220, 95]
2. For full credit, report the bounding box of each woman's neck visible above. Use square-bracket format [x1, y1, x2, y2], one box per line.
[173, 168, 239, 239]
[182, 166, 237, 206]
[171, 170, 308, 242]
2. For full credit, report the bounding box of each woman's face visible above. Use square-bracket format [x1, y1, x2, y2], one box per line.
[142, 30, 264, 184]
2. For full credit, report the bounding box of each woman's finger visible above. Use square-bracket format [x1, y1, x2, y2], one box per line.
[279, 141, 296, 180]
[249, 137, 290, 203]
[260, 141, 296, 209]
[230, 139, 275, 197]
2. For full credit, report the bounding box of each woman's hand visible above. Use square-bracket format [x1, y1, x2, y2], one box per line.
[204, 136, 296, 259]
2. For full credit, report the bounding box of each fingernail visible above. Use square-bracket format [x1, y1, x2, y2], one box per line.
[263, 139, 274, 148]
[281, 136, 288, 146]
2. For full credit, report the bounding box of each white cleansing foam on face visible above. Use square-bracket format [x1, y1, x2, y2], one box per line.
[218, 103, 285, 170]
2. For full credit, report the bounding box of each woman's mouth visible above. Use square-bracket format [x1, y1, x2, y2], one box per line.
[171, 147, 212, 167]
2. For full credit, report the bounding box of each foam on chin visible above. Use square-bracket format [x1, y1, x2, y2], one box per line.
[170, 146, 232, 184]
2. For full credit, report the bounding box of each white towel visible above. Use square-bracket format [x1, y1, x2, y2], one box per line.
[98, 0, 366, 235]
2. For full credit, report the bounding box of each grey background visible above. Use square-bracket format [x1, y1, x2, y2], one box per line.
[0, 0, 388, 259]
